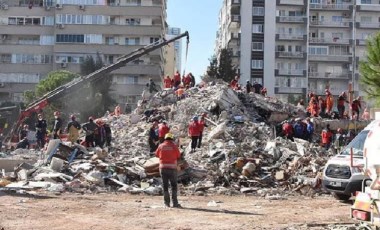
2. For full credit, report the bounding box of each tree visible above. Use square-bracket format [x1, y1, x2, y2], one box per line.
[207, 55, 218, 78]
[360, 32, 380, 106]
[217, 48, 236, 82]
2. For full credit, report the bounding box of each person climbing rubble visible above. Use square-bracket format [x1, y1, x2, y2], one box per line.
[67, 115, 81, 144]
[321, 124, 333, 150]
[163, 75, 173, 89]
[197, 113, 208, 148]
[148, 120, 159, 153]
[52, 111, 63, 139]
[245, 80, 252, 94]
[308, 96, 320, 117]
[35, 113, 47, 149]
[16, 137, 29, 150]
[82, 117, 97, 148]
[147, 78, 159, 94]
[173, 70, 181, 88]
[183, 74, 192, 88]
[351, 96, 362, 120]
[94, 119, 106, 147]
[158, 121, 170, 143]
[325, 89, 334, 115]
[155, 132, 181, 208]
[188, 116, 200, 153]
[252, 81, 263, 94]
[260, 87, 267, 97]
[175, 85, 186, 101]
[189, 72, 196, 87]
[230, 75, 239, 89]
[337, 91, 348, 119]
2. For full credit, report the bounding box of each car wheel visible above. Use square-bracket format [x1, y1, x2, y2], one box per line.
[333, 193, 351, 201]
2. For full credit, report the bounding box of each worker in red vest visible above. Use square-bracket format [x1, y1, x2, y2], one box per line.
[230, 76, 239, 89]
[321, 124, 333, 150]
[197, 114, 208, 148]
[351, 96, 362, 120]
[188, 116, 200, 153]
[163, 75, 172, 89]
[282, 120, 294, 141]
[173, 70, 181, 88]
[155, 132, 181, 208]
[158, 121, 170, 143]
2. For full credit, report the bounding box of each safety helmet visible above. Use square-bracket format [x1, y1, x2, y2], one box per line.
[53, 111, 60, 116]
[88, 116, 94, 121]
[164, 133, 174, 140]
[192, 116, 198, 121]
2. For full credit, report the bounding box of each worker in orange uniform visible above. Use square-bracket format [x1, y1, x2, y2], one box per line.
[318, 96, 326, 115]
[175, 86, 185, 101]
[173, 70, 181, 88]
[158, 121, 170, 143]
[155, 133, 181, 208]
[309, 96, 320, 117]
[188, 116, 200, 153]
[163, 75, 172, 89]
[325, 89, 334, 115]
[321, 124, 333, 150]
[197, 114, 208, 148]
[337, 91, 348, 119]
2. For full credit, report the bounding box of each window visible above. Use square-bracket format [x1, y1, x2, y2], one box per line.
[125, 37, 140, 45]
[55, 54, 84, 64]
[332, 16, 342, 22]
[252, 42, 263, 51]
[126, 18, 140, 26]
[56, 34, 85, 43]
[106, 37, 115, 45]
[150, 37, 160, 44]
[252, 24, 263, 33]
[8, 17, 41, 26]
[361, 0, 371, 4]
[126, 76, 138, 85]
[295, 46, 302, 52]
[0, 54, 11, 63]
[276, 45, 285, 52]
[252, 7, 264, 16]
[252, 60, 263, 69]
[361, 16, 372, 23]
[309, 46, 328, 55]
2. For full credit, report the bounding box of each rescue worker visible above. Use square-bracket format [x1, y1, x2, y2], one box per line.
[155, 133, 181, 208]
[282, 120, 294, 141]
[35, 113, 47, 149]
[321, 124, 333, 150]
[94, 119, 106, 147]
[16, 137, 29, 149]
[82, 117, 97, 147]
[253, 81, 263, 94]
[148, 78, 159, 93]
[333, 128, 345, 154]
[309, 96, 320, 117]
[52, 111, 63, 139]
[173, 71, 181, 88]
[337, 91, 348, 119]
[67, 115, 81, 144]
[183, 74, 192, 88]
[246, 80, 252, 94]
[305, 118, 314, 142]
[189, 72, 196, 87]
[175, 86, 185, 101]
[104, 122, 112, 147]
[293, 118, 305, 139]
[318, 96, 326, 116]
[197, 114, 208, 148]
[325, 89, 334, 115]
[351, 97, 362, 120]
[230, 76, 239, 89]
[19, 124, 29, 142]
[158, 121, 170, 143]
[163, 75, 173, 89]
[148, 120, 159, 153]
[260, 87, 267, 97]
[188, 116, 200, 153]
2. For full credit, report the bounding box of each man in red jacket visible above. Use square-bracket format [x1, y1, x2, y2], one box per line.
[197, 114, 208, 148]
[155, 133, 181, 208]
[188, 116, 200, 153]
[158, 121, 170, 143]
[173, 70, 181, 88]
[282, 120, 294, 141]
[163, 75, 172, 89]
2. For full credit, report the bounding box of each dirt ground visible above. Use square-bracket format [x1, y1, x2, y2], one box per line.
[0, 192, 354, 230]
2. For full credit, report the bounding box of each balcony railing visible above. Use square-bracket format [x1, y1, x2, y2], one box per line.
[358, 22, 380, 28]
[277, 16, 306, 23]
[310, 19, 351, 27]
[277, 33, 305, 40]
[278, 69, 305, 75]
[309, 37, 351, 44]
[308, 54, 352, 62]
[231, 15, 241, 23]
[278, 0, 304, 5]
[308, 72, 351, 79]
[357, 3, 380, 11]
[231, 0, 240, 4]
[310, 3, 352, 10]
[275, 87, 306, 94]
[276, 51, 305, 58]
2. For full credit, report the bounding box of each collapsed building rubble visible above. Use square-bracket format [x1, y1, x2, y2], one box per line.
[0, 84, 370, 197]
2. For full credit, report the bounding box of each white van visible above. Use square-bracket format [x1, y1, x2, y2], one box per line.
[322, 120, 380, 200]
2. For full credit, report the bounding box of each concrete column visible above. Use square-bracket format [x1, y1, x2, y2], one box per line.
[263, 0, 276, 96]
[240, 0, 253, 83]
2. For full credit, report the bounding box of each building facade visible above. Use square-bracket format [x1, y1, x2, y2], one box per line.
[216, 0, 380, 102]
[0, 0, 167, 108]
[167, 27, 182, 73]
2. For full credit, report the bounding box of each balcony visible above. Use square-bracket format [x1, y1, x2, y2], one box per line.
[275, 87, 306, 94]
[276, 16, 306, 23]
[276, 51, 306, 59]
[310, 19, 352, 27]
[356, 39, 367, 46]
[277, 0, 305, 6]
[275, 69, 306, 76]
[276, 33, 306, 41]
[231, 15, 241, 23]
[357, 22, 380, 29]
[308, 37, 352, 45]
[308, 54, 352, 62]
[309, 3, 352, 10]
[308, 72, 351, 80]
[227, 32, 240, 44]
[231, 0, 240, 6]
[357, 4, 380, 12]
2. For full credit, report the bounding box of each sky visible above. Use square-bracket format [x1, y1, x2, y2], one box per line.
[167, 0, 221, 80]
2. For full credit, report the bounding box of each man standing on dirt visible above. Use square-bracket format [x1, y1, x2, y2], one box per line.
[155, 133, 181, 208]
[35, 113, 47, 149]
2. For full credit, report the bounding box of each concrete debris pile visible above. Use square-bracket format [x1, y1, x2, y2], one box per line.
[0, 84, 354, 197]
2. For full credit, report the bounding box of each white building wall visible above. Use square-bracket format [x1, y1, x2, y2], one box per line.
[239, 0, 252, 83]
[264, 0, 276, 96]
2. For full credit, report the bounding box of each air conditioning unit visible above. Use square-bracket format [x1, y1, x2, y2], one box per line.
[61, 62, 67, 68]
[79, 4, 85, 10]
[2, 4, 9, 10]
[56, 3, 62, 9]
[45, 5, 51, 11]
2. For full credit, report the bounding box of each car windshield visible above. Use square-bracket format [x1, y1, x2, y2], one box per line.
[340, 130, 369, 157]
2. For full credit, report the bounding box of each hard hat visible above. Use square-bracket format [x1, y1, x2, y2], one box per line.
[54, 111, 60, 116]
[164, 133, 174, 140]
[88, 116, 94, 121]
[192, 116, 198, 121]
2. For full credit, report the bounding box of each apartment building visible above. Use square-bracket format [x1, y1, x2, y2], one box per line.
[0, 0, 167, 108]
[216, 0, 380, 102]
[167, 27, 182, 73]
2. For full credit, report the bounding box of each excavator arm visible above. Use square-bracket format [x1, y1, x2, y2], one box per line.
[7, 31, 190, 143]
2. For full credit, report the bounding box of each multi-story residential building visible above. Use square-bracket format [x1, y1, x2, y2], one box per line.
[216, 0, 380, 102]
[167, 27, 182, 73]
[0, 0, 167, 109]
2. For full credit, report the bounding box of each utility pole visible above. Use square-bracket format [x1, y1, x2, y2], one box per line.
[349, 0, 357, 119]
